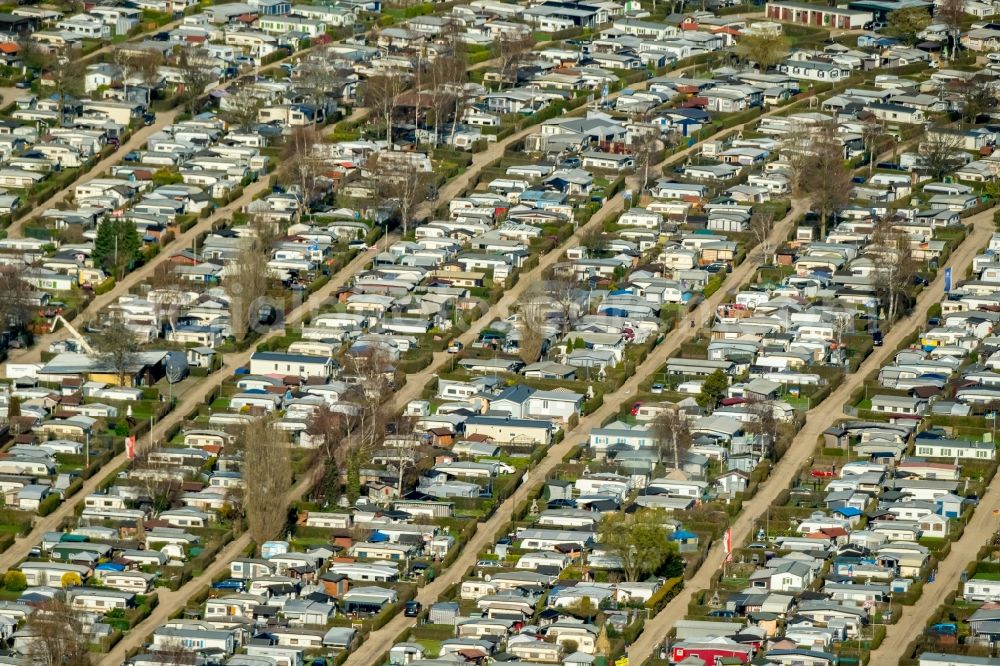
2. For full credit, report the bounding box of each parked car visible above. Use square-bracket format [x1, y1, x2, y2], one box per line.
[708, 610, 736, 618]
[651, 383, 665, 394]
[212, 579, 244, 591]
[404, 601, 422, 617]
[448, 341, 464, 353]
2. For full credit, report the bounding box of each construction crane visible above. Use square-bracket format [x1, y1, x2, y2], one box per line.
[53, 314, 95, 355]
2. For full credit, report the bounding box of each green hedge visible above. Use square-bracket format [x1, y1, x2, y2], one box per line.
[94, 277, 116, 295]
[37, 493, 61, 516]
[645, 576, 684, 613]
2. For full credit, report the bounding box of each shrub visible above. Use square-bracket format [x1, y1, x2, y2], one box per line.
[37, 493, 61, 516]
[5, 570, 26, 592]
[94, 277, 116, 295]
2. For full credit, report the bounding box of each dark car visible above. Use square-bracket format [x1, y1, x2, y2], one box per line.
[404, 601, 422, 617]
[123, 150, 141, 162]
[257, 123, 283, 138]
[872, 329, 884, 346]
[257, 304, 279, 325]
[142, 113, 155, 126]
[212, 579, 244, 591]
[708, 610, 736, 618]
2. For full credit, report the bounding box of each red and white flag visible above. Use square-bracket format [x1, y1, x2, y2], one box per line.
[125, 436, 136, 461]
[724, 527, 733, 562]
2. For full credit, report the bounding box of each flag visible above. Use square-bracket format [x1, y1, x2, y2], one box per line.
[724, 527, 733, 562]
[125, 435, 136, 461]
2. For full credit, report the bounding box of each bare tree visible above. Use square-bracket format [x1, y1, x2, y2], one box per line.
[130, 445, 184, 512]
[0, 264, 31, 336]
[632, 129, 660, 195]
[734, 32, 789, 72]
[918, 130, 966, 181]
[546, 274, 581, 339]
[744, 399, 778, 457]
[379, 157, 432, 236]
[224, 83, 266, 131]
[149, 263, 185, 336]
[516, 285, 548, 364]
[16, 33, 50, 73]
[869, 218, 918, 324]
[652, 407, 692, 471]
[861, 120, 885, 178]
[427, 47, 467, 145]
[361, 73, 407, 147]
[135, 50, 164, 95]
[174, 46, 216, 114]
[494, 31, 533, 89]
[111, 48, 161, 104]
[937, 0, 965, 59]
[580, 225, 605, 257]
[280, 126, 325, 207]
[791, 123, 852, 238]
[247, 211, 283, 251]
[47, 47, 83, 126]
[223, 245, 272, 342]
[239, 417, 292, 552]
[956, 77, 997, 125]
[295, 55, 347, 110]
[150, 642, 197, 666]
[749, 208, 775, 266]
[306, 404, 347, 504]
[342, 346, 395, 452]
[92, 311, 140, 387]
[24, 596, 92, 666]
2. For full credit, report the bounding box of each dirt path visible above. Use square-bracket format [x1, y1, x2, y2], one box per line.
[867, 264, 1000, 666]
[339, 196, 808, 666]
[624, 206, 995, 666]
[0, 239, 385, 575]
[5, 109, 182, 239]
[14, 66, 872, 659]
[95, 87, 814, 662]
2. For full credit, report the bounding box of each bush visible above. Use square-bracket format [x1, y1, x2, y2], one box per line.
[645, 576, 684, 613]
[94, 277, 116, 295]
[37, 493, 61, 516]
[5, 570, 26, 592]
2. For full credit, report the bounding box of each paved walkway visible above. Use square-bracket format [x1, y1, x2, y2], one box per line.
[625, 206, 995, 666]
